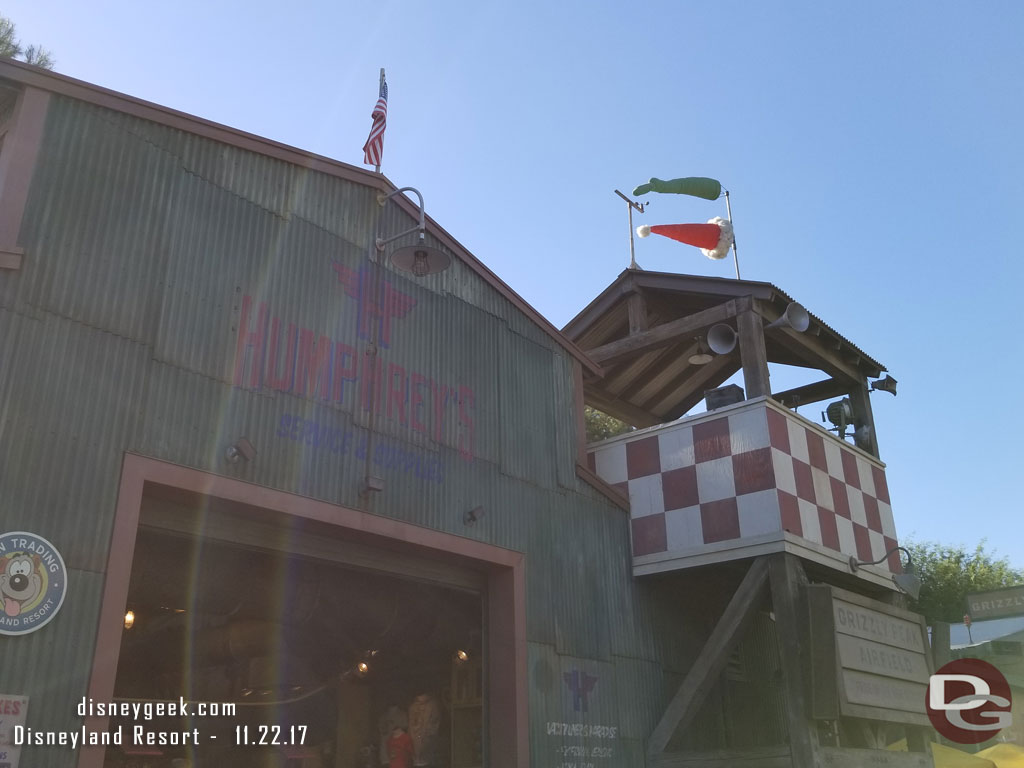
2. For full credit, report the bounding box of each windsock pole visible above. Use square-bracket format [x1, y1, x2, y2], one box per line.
[724, 189, 740, 279]
[615, 189, 646, 270]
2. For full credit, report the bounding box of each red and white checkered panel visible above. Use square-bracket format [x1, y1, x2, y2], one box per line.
[586, 402, 900, 573]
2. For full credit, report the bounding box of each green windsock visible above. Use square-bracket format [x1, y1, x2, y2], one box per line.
[632, 177, 722, 200]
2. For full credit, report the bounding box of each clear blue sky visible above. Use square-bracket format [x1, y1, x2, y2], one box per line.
[7, 1, 1023, 566]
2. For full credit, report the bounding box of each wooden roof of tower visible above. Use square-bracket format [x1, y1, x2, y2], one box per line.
[563, 269, 887, 429]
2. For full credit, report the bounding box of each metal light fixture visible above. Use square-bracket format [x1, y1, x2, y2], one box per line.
[376, 187, 452, 277]
[849, 546, 922, 600]
[688, 338, 713, 366]
[225, 437, 256, 464]
[124, 610, 135, 630]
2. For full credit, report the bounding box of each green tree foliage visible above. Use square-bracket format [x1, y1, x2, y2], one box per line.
[584, 406, 633, 443]
[0, 16, 54, 70]
[904, 539, 1024, 624]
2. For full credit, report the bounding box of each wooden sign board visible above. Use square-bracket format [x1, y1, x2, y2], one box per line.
[966, 584, 1024, 620]
[807, 585, 932, 726]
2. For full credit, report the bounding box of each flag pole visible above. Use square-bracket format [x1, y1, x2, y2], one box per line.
[375, 68, 385, 174]
[723, 189, 740, 279]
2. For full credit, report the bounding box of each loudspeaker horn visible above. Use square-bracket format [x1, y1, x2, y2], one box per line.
[870, 375, 898, 396]
[707, 324, 738, 355]
[765, 302, 810, 333]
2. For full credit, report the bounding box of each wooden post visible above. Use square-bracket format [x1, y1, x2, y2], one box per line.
[847, 382, 879, 458]
[627, 289, 649, 334]
[931, 621, 952, 669]
[768, 553, 819, 767]
[646, 557, 770, 758]
[737, 307, 770, 399]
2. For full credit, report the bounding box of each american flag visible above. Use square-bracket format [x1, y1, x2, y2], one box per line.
[362, 74, 388, 168]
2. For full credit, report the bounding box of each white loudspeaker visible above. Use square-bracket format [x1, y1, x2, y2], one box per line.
[707, 324, 738, 355]
[765, 302, 810, 333]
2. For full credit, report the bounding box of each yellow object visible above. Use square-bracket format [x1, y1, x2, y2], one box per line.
[977, 743, 1024, 768]
[888, 739, 995, 767]
[932, 742, 997, 767]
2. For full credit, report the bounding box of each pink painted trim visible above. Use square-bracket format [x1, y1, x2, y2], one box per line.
[0, 59, 601, 376]
[0, 87, 49, 254]
[79, 453, 526, 768]
[0, 246, 23, 270]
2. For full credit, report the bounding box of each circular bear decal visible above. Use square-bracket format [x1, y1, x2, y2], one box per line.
[0, 532, 67, 635]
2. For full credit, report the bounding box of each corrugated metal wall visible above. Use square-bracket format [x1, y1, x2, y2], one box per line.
[0, 92, 711, 766]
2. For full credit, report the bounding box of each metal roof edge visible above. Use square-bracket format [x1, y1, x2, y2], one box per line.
[0, 59, 602, 377]
[562, 267, 884, 375]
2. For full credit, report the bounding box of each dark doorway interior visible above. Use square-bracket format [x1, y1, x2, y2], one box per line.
[107, 498, 484, 768]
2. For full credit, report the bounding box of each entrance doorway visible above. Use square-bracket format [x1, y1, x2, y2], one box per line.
[83, 456, 525, 768]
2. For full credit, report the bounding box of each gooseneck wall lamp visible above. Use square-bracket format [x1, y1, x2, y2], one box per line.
[849, 546, 922, 600]
[375, 187, 452, 277]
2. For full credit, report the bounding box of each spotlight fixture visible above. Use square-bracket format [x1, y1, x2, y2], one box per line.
[123, 610, 135, 630]
[849, 546, 922, 600]
[376, 187, 452, 277]
[356, 662, 369, 676]
[455, 649, 469, 663]
[823, 398, 855, 440]
[225, 437, 256, 464]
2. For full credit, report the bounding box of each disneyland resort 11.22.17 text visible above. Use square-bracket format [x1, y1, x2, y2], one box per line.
[12, 697, 307, 749]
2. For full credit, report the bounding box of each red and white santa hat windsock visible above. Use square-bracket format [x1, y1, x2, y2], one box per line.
[637, 217, 734, 260]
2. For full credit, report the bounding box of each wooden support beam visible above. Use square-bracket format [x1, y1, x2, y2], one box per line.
[773, 326, 872, 384]
[768, 554, 819, 767]
[607, 339, 695, 398]
[0, 247, 23, 270]
[771, 378, 848, 409]
[646, 557, 769, 758]
[586, 300, 739, 365]
[931, 621, 952, 669]
[585, 388, 662, 429]
[659, 355, 736, 421]
[627, 289, 649, 334]
[846, 382, 879, 458]
[737, 308, 770, 399]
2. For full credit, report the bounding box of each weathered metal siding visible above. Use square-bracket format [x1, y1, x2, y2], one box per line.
[0, 93, 696, 767]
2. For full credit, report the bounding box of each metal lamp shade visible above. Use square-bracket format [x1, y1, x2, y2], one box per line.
[390, 244, 451, 277]
[892, 563, 922, 600]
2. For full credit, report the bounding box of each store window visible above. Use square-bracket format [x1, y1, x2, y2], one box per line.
[105, 489, 485, 768]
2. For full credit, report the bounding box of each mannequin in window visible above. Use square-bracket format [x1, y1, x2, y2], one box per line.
[407, 692, 441, 767]
[378, 704, 408, 766]
[387, 725, 414, 768]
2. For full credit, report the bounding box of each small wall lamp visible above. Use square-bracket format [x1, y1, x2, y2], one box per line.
[849, 546, 921, 600]
[375, 186, 452, 277]
[225, 437, 256, 464]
